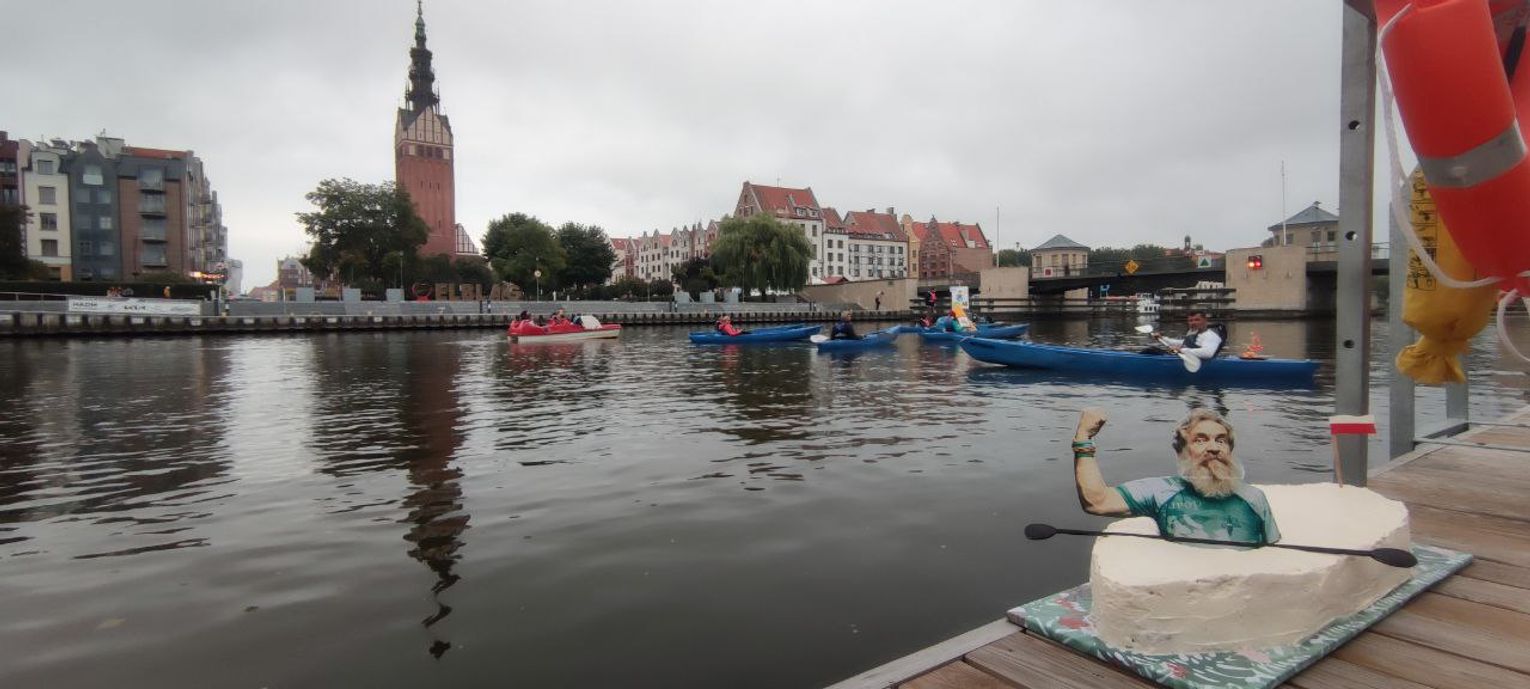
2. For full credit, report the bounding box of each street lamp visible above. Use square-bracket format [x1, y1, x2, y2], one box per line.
[534, 268, 542, 301]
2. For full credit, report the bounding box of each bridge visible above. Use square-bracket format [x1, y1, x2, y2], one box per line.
[1027, 244, 1392, 296]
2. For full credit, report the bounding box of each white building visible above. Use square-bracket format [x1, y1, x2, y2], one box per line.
[18, 140, 72, 280]
[841, 208, 909, 279]
[224, 258, 244, 295]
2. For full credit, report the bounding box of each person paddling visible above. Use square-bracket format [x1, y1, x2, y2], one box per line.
[830, 311, 861, 340]
[715, 315, 749, 337]
[1146, 310, 1226, 361]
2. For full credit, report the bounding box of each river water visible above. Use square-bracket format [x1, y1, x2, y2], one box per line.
[1, 318, 1525, 688]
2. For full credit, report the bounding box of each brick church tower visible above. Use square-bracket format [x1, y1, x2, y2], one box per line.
[395, 1, 459, 258]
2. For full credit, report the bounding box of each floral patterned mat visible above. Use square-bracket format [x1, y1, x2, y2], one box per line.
[1007, 545, 1470, 689]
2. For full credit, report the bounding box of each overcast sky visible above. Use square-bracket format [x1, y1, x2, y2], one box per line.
[4, 0, 1353, 289]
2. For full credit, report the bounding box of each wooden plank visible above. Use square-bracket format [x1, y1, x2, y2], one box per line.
[900, 660, 1018, 689]
[1406, 504, 1530, 569]
[1404, 445, 1530, 484]
[1458, 427, 1530, 448]
[1370, 467, 1530, 522]
[1432, 575, 1530, 615]
[825, 619, 1022, 689]
[965, 631, 1155, 689]
[1286, 656, 1431, 689]
[1459, 559, 1530, 590]
[1371, 592, 1530, 674]
[1330, 633, 1530, 689]
[1386, 462, 1530, 501]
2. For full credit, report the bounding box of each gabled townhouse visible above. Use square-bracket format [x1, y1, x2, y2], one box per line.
[841, 208, 909, 280]
[733, 181, 830, 280]
[904, 215, 994, 280]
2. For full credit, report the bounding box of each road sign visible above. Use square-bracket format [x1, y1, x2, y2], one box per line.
[1197, 257, 1213, 268]
[1099, 284, 1110, 294]
[1124, 260, 1140, 274]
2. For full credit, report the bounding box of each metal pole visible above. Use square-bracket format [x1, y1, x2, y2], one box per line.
[1387, 210, 1416, 458]
[1336, 0, 1377, 484]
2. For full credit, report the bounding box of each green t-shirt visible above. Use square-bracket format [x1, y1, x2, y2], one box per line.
[1115, 476, 1279, 545]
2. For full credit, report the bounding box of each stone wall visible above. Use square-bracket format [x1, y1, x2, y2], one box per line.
[798, 277, 917, 312]
[977, 266, 1030, 299]
[1225, 246, 1308, 311]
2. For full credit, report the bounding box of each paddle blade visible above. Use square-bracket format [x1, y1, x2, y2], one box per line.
[1134, 324, 1155, 334]
[1180, 352, 1202, 373]
[1371, 548, 1418, 568]
[810, 335, 829, 344]
[1024, 523, 1057, 540]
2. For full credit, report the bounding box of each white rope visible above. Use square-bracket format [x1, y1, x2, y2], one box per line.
[1497, 289, 1530, 361]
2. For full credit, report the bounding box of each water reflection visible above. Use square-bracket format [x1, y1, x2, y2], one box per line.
[306, 334, 470, 658]
[0, 339, 232, 557]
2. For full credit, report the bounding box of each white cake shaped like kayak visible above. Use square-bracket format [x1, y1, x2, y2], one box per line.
[1090, 483, 1411, 654]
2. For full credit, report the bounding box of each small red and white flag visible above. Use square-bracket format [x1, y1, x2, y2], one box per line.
[1329, 415, 1377, 435]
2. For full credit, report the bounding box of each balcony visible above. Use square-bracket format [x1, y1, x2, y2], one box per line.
[142, 226, 168, 242]
[141, 246, 168, 267]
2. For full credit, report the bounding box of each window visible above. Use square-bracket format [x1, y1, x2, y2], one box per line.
[77, 240, 93, 256]
[39, 186, 56, 205]
[97, 188, 112, 203]
[142, 244, 167, 266]
[100, 266, 117, 279]
[1327, 230, 1337, 244]
[0, 161, 16, 174]
[83, 164, 103, 186]
[41, 239, 58, 257]
[140, 194, 166, 214]
[142, 217, 167, 241]
[99, 241, 116, 256]
[0, 187, 16, 205]
[99, 215, 113, 230]
[1310, 231, 1321, 245]
[40, 213, 57, 231]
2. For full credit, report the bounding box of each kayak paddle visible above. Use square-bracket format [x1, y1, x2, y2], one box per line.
[1023, 523, 1417, 568]
[1135, 324, 1202, 373]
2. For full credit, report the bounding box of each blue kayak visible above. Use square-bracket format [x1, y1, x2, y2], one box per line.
[815, 330, 897, 352]
[917, 323, 1029, 343]
[688, 324, 821, 344]
[958, 337, 1319, 381]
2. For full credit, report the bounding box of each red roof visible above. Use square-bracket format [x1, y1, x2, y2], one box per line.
[610, 237, 634, 251]
[745, 182, 821, 218]
[822, 207, 845, 231]
[843, 210, 907, 242]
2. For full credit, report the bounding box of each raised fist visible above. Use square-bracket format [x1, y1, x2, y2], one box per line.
[1075, 408, 1108, 441]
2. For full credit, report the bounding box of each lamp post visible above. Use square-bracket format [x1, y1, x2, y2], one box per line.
[534, 268, 542, 301]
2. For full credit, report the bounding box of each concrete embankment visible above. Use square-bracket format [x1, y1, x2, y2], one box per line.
[0, 308, 917, 338]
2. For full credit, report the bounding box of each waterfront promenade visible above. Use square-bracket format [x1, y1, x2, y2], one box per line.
[829, 405, 1530, 689]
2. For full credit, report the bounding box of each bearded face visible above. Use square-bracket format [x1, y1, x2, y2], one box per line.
[1176, 418, 1243, 498]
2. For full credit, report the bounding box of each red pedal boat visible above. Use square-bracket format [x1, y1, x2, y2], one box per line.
[508, 315, 622, 342]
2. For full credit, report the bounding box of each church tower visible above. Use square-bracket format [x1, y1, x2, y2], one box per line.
[395, 1, 459, 257]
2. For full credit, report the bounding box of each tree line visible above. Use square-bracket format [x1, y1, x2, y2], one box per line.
[297, 178, 816, 300]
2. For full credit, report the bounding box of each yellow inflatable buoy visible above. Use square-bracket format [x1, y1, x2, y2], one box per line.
[1396, 169, 1499, 384]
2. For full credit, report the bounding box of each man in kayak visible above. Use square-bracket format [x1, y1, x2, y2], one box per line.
[715, 315, 749, 337]
[830, 311, 861, 340]
[1069, 407, 1279, 545]
[1148, 311, 1226, 360]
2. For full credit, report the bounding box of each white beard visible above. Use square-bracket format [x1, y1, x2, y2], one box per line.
[1178, 454, 1242, 498]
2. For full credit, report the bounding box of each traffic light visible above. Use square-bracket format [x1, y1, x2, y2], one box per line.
[1247, 254, 1264, 270]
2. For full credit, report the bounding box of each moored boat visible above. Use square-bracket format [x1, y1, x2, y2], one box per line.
[509, 316, 622, 342]
[688, 324, 821, 344]
[814, 330, 897, 352]
[958, 337, 1319, 380]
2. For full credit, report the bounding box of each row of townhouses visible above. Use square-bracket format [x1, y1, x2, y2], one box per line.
[606, 181, 995, 286]
[0, 130, 230, 283]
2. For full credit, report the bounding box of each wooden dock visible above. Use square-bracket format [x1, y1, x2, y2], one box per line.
[830, 406, 1530, 689]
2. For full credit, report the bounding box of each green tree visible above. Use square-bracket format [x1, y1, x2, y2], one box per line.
[672, 256, 720, 299]
[611, 275, 647, 301]
[482, 212, 566, 297]
[996, 248, 1030, 267]
[646, 278, 674, 299]
[709, 213, 812, 298]
[454, 257, 494, 288]
[0, 204, 36, 279]
[555, 223, 617, 290]
[296, 178, 428, 290]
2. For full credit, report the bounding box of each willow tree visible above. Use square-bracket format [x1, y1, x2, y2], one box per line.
[709, 214, 813, 298]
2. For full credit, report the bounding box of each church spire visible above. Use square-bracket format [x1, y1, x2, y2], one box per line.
[405, 0, 439, 112]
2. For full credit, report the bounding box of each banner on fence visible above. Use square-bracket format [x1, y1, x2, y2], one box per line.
[68, 297, 203, 316]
